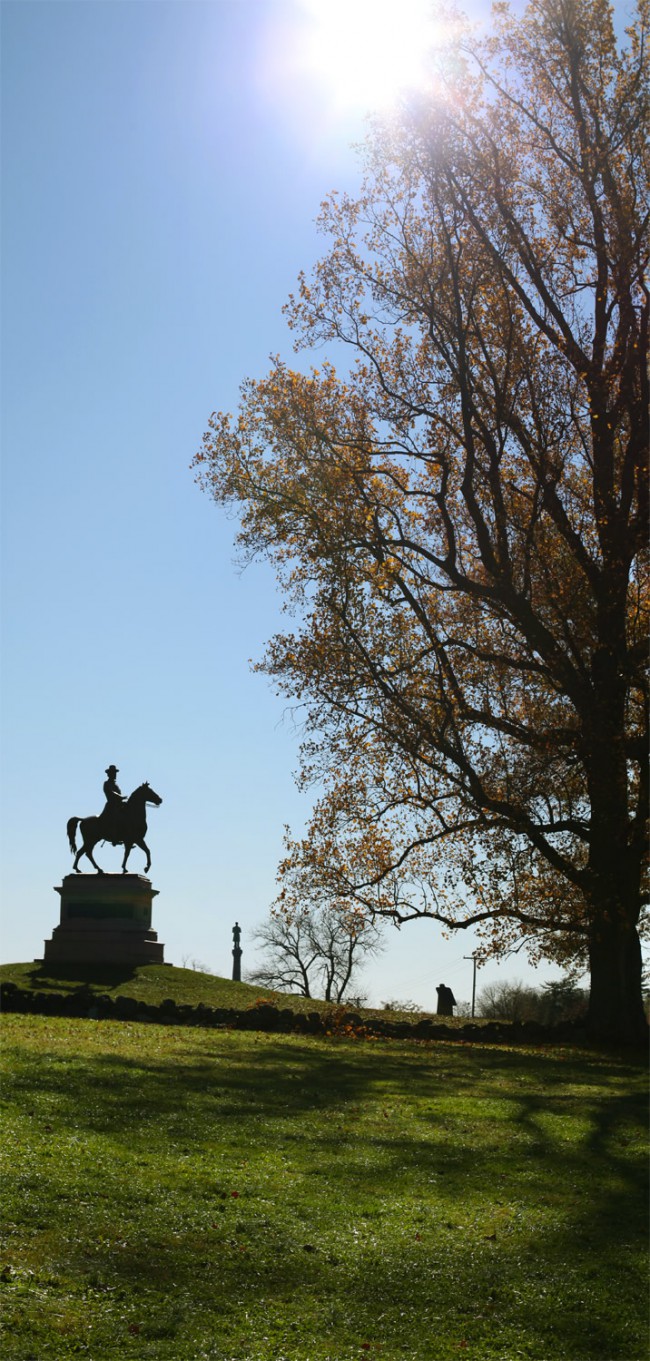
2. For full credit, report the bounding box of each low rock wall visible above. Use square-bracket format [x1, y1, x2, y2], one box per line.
[0, 980, 587, 1046]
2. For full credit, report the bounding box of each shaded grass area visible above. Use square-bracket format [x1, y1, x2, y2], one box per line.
[1, 1014, 647, 1361]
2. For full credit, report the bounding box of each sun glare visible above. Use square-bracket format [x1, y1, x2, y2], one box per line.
[297, 0, 442, 115]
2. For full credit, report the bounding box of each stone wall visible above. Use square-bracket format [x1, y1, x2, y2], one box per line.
[0, 980, 587, 1045]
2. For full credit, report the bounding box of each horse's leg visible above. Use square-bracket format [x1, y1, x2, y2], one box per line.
[75, 844, 104, 873]
[130, 837, 151, 874]
[122, 842, 132, 873]
[86, 843, 105, 874]
[82, 839, 105, 874]
[73, 817, 85, 871]
[76, 819, 105, 874]
[74, 823, 86, 872]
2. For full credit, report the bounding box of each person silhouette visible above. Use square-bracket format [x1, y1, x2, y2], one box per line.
[436, 984, 457, 1016]
[102, 765, 125, 842]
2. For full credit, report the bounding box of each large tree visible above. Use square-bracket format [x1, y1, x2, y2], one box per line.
[195, 0, 649, 1042]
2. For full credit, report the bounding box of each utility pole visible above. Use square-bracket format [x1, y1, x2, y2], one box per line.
[464, 953, 478, 1017]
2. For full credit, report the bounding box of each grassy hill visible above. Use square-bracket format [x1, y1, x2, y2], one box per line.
[0, 960, 472, 1027]
[0, 960, 303, 1011]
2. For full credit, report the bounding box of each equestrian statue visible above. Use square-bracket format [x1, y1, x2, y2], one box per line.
[67, 765, 163, 874]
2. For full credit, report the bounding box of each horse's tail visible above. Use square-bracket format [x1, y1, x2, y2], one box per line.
[67, 817, 80, 854]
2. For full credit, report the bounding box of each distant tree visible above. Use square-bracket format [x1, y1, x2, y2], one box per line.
[477, 976, 587, 1023]
[195, 0, 649, 1042]
[477, 981, 543, 1023]
[454, 1001, 472, 1019]
[381, 998, 423, 1014]
[248, 913, 316, 998]
[248, 905, 384, 1003]
[538, 977, 588, 1023]
[180, 954, 211, 974]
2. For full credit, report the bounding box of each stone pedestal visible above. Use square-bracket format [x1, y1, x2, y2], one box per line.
[43, 874, 165, 965]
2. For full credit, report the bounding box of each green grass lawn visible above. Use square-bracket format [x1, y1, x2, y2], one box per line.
[1, 1014, 647, 1361]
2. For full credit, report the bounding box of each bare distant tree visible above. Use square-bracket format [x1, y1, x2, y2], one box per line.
[381, 999, 423, 1015]
[248, 906, 384, 1002]
[477, 982, 541, 1023]
[180, 954, 211, 974]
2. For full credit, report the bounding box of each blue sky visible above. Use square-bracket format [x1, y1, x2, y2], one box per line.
[1, 0, 589, 1009]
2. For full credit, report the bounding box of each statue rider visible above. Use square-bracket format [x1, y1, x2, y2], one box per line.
[102, 765, 126, 843]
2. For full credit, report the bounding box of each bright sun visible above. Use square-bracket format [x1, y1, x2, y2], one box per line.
[296, 0, 442, 115]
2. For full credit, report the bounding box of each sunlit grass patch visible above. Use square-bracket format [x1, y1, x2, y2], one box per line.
[1, 1015, 647, 1360]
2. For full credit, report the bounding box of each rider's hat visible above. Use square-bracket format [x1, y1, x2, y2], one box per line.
[105, 765, 119, 775]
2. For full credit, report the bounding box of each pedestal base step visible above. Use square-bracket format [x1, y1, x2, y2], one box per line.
[43, 926, 164, 965]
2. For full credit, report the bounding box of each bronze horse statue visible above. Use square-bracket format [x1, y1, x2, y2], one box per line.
[67, 782, 163, 874]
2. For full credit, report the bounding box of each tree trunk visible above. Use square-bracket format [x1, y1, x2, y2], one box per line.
[587, 917, 647, 1044]
[585, 648, 646, 1046]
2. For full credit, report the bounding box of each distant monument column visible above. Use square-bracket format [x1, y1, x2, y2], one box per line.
[232, 921, 242, 982]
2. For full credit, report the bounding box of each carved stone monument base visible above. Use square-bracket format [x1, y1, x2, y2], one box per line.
[43, 874, 165, 965]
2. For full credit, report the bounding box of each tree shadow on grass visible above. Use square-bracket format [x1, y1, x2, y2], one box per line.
[6, 1029, 646, 1138]
[4, 1032, 648, 1360]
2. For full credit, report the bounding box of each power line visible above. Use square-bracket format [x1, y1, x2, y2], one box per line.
[375, 953, 472, 997]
